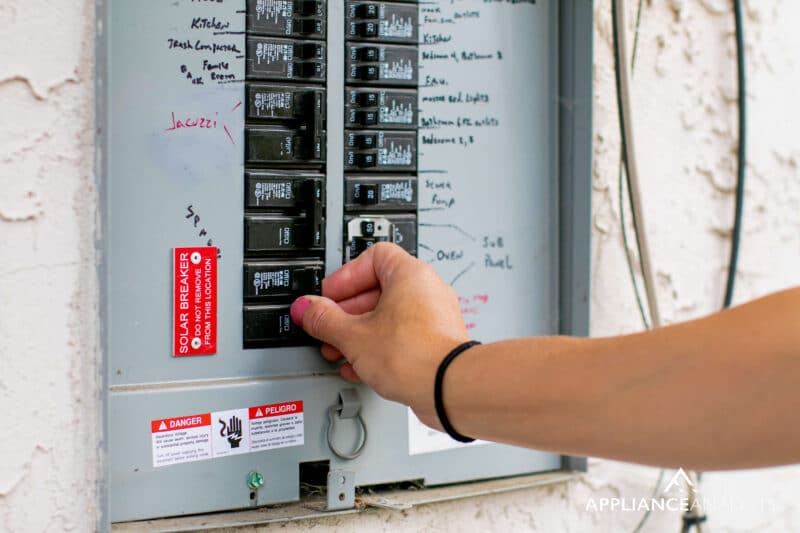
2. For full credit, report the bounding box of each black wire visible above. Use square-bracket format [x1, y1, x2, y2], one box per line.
[612, 0, 654, 328]
[618, 0, 650, 330]
[679, 2, 746, 531]
[724, 0, 747, 308]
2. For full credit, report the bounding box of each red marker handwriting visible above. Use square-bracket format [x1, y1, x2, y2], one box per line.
[165, 101, 242, 146]
[166, 112, 218, 131]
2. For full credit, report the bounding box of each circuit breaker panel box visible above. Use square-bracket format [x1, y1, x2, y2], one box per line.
[99, 0, 592, 524]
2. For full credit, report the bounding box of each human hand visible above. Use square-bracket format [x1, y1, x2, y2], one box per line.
[290, 243, 470, 427]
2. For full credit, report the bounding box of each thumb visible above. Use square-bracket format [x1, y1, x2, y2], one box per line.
[290, 295, 360, 349]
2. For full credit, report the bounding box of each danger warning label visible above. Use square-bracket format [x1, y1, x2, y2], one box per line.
[249, 401, 304, 452]
[151, 414, 212, 468]
[150, 401, 304, 468]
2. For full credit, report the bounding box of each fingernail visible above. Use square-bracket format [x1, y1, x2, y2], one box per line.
[290, 297, 312, 326]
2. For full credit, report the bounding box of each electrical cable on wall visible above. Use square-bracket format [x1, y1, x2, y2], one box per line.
[612, 3, 669, 530]
[725, 0, 747, 309]
[612, 4, 669, 532]
[618, 0, 650, 331]
[612, 0, 747, 531]
[611, 0, 662, 331]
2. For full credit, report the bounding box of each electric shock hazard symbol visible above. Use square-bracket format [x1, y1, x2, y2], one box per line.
[211, 408, 250, 458]
[173, 246, 217, 357]
[150, 401, 304, 468]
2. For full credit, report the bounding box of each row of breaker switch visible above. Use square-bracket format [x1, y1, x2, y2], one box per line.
[245, 0, 419, 43]
[244, 37, 419, 87]
[243, 1, 329, 349]
[243, 0, 420, 346]
[343, 0, 420, 264]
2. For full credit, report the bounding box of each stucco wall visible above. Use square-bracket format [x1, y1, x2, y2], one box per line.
[1, 0, 799, 531]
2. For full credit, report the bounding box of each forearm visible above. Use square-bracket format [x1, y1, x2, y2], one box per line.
[443, 288, 800, 470]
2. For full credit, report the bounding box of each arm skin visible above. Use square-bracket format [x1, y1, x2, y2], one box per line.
[289, 243, 800, 471]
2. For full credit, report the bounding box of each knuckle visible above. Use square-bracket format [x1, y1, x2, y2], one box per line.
[306, 302, 330, 338]
[419, 261, 438, 278]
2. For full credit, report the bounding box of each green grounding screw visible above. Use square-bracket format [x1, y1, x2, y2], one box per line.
[247, 471, 264, 490]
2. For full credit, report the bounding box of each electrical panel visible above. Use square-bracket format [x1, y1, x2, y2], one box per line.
[99, 0, 592, 525]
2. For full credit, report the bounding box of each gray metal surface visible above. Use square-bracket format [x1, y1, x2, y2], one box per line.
[100, 0, 592, 525]
[558, 0, 594, 474]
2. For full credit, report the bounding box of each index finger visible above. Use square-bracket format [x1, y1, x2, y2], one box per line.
[322, 242, 411, 302]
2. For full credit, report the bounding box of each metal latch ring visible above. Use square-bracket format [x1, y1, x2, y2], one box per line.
[326, 389, 368, 460]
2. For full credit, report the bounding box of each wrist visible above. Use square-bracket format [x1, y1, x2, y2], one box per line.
[404, 336, 473, 430]
[434, 340, 482, 442]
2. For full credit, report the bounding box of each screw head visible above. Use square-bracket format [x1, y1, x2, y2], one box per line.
[247, 471, 264, 490]
[191, 252, 202, 265]
[191, 338, 202, 350]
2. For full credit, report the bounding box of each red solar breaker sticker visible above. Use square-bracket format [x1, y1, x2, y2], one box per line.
[173, 247, 217, 356]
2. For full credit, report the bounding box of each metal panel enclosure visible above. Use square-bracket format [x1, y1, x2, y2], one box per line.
[98, 0, 592, 525]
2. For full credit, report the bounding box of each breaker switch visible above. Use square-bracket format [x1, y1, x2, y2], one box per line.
[245, 215, 325, 253]
[293, 18, 321, 35]
[243, 260, 323, 299]
[354, 134, 377, 149]
[246, 85, 326, 130]
[355, 22, 379, 38]
[356, 183, 379, 205]
[353, 238, 380, 255]
[356, 92, 379, 107]
[360, 220, 377, 236]
[294, 62, 322, 78]
[294, 0, 321, 16]
[358, 46, 380, 62]
[245, 173, 325, 214]
[243, 305, 309, 347]
[354, 110, 378, 126]
[355, 65, 380, 81]
[246, 127, 325, 164]
[345, 217, 394, 261]
[355, 3, 379, 19]
[247, 37, 326, 81]
[247, 0, 326, 38]
[353, 153, 377, 168]
[345, 176, 417, 211]
[294, 42, 322, 59]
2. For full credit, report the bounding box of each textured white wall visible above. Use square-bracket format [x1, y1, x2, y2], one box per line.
[0, 0, 100, 532]
[1, 0, 799, 531]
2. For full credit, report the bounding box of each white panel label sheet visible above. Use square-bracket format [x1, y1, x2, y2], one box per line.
[412, 0, 556, 454]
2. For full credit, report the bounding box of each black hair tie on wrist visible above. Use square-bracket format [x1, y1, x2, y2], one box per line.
[434, 340, 482, 443]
